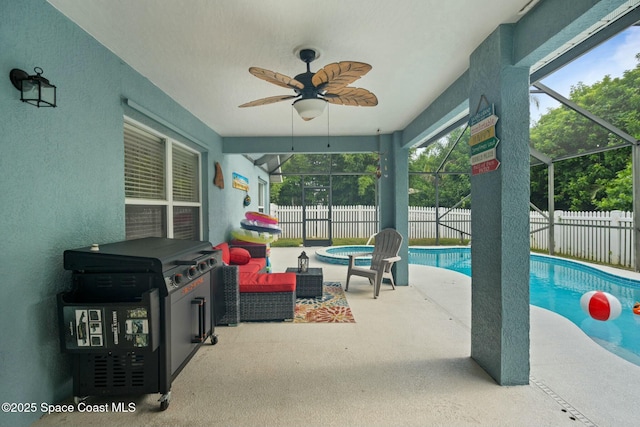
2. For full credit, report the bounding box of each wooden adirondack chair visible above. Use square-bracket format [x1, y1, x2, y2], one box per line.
[345, 228, 403, 299]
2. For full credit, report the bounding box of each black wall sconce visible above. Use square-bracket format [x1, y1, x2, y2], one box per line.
[9, 67, 56, 108]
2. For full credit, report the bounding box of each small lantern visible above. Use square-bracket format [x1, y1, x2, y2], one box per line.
[10, 67, 57, 108]
[298, 251, 309, 273]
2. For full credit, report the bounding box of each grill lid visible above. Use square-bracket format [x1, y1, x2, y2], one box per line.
[64, 237, 213, 273]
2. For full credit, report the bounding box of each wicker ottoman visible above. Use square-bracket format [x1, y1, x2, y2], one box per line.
[217, 268, 296, 323]
[239, 272, 297, 322]
[285, 267, 323, 298]
[239, 291, 296, 322]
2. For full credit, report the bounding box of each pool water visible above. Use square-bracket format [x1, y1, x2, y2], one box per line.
[319, 246, 640, 366]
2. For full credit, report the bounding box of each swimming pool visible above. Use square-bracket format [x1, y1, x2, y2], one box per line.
[317, 245, 640, 366]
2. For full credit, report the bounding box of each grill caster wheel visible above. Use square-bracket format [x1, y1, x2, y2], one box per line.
[210, 334, 218, 345]
[73, 396, 87, 405]
[159, 391, 171, 411]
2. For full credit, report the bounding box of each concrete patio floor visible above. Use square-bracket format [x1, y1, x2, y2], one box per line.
[32, 246, 640, 427]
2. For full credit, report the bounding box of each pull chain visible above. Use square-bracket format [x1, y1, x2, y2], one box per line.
[291, 106, 294, 151]
[327, 103, 330, 148]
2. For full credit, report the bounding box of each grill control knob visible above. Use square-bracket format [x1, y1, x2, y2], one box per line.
[198, 262, 208, 272]
[173, 273, 183, 285]
[208, 257, 217, 267]
[187, 266, 197, 279]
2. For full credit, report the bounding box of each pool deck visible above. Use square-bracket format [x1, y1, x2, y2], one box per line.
[405, 261, 640, 427]
[32, 246, 640, 427]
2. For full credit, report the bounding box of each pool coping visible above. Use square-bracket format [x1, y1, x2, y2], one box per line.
[315, 245, 374, 265]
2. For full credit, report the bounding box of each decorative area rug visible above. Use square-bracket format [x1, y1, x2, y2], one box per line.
[294, 282, 356, 323]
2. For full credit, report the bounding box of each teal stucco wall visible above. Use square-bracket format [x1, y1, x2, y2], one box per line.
[0, 2, 266, 426]
[215, 154, 271, 242]
[468, 25, 531, 385]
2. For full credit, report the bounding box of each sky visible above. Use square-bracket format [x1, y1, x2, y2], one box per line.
[531, 25, 640, 123]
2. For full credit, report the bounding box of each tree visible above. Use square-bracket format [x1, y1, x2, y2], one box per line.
[330, 153, 379, 205]
[409, 127, 471, 207]
[594, 160, 633, 211]
[270, 153, 379, 206]
[530, 57, 640, 211]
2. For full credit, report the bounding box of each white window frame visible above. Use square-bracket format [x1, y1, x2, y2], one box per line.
[258, 179, 267, 213]
[124, 118, 203, 239]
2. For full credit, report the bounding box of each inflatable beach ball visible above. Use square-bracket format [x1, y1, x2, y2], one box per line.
[580, 291, 622, 321]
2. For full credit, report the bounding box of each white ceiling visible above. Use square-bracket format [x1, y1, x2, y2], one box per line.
[47, 0, 534, 137]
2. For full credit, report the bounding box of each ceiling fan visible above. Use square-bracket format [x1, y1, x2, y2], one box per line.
[239, 48, 377, 121]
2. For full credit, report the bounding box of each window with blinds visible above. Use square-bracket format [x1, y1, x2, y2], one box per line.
[124, 123, 165, 200]
[172, 145, 199, 203]
[173, 206, 200, 239]
[125, 205, 166, 239]
[124, 121, 201, 240]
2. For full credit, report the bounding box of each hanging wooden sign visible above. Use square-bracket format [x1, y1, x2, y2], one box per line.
[232, 172, 249, 191]
[469, 101, 500, 176]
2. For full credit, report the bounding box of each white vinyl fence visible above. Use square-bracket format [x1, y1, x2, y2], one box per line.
[271, 205, 635, 268]
[530, 210, 634, 268]
[272, 205, 379, 240]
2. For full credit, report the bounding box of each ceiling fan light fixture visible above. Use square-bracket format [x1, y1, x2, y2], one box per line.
[240, 49, 376, 117]
[293, 98, 327, 120]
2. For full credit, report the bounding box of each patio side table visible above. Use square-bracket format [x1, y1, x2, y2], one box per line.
[285, 267, 323, 298]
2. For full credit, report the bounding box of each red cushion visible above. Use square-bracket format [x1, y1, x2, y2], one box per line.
[238, 258, 267, 274]
[213, 243, 230, 265]
[250, 257, 266, 270]
[239, 272, 296, 293]
[238, 259, 265, 274]
[229, 247, 251, 265]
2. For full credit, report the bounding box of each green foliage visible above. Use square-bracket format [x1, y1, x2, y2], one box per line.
[270, 238, 303, 247]
[271, 175, 303, 205]
[270, 153, 379, 206]
[530, 58, 640, 211]
[408, 128, 471, 207]
[595, 161, 633, 211]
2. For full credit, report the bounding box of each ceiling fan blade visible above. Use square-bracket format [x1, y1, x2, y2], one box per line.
[248, 67, 304, 90]
[312, 61, 372, 92]
[239, 94, 298, 108]
[324, 87, 378, 107]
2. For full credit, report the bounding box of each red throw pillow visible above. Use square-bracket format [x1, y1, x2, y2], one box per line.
[229, 247, 251, 265]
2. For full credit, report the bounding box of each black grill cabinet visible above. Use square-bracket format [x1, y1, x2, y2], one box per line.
[58, 237, 224, 410]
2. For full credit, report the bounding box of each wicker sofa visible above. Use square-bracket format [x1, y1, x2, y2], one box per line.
[214, 242, 297, 324]
[219, 241, 268, 274]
